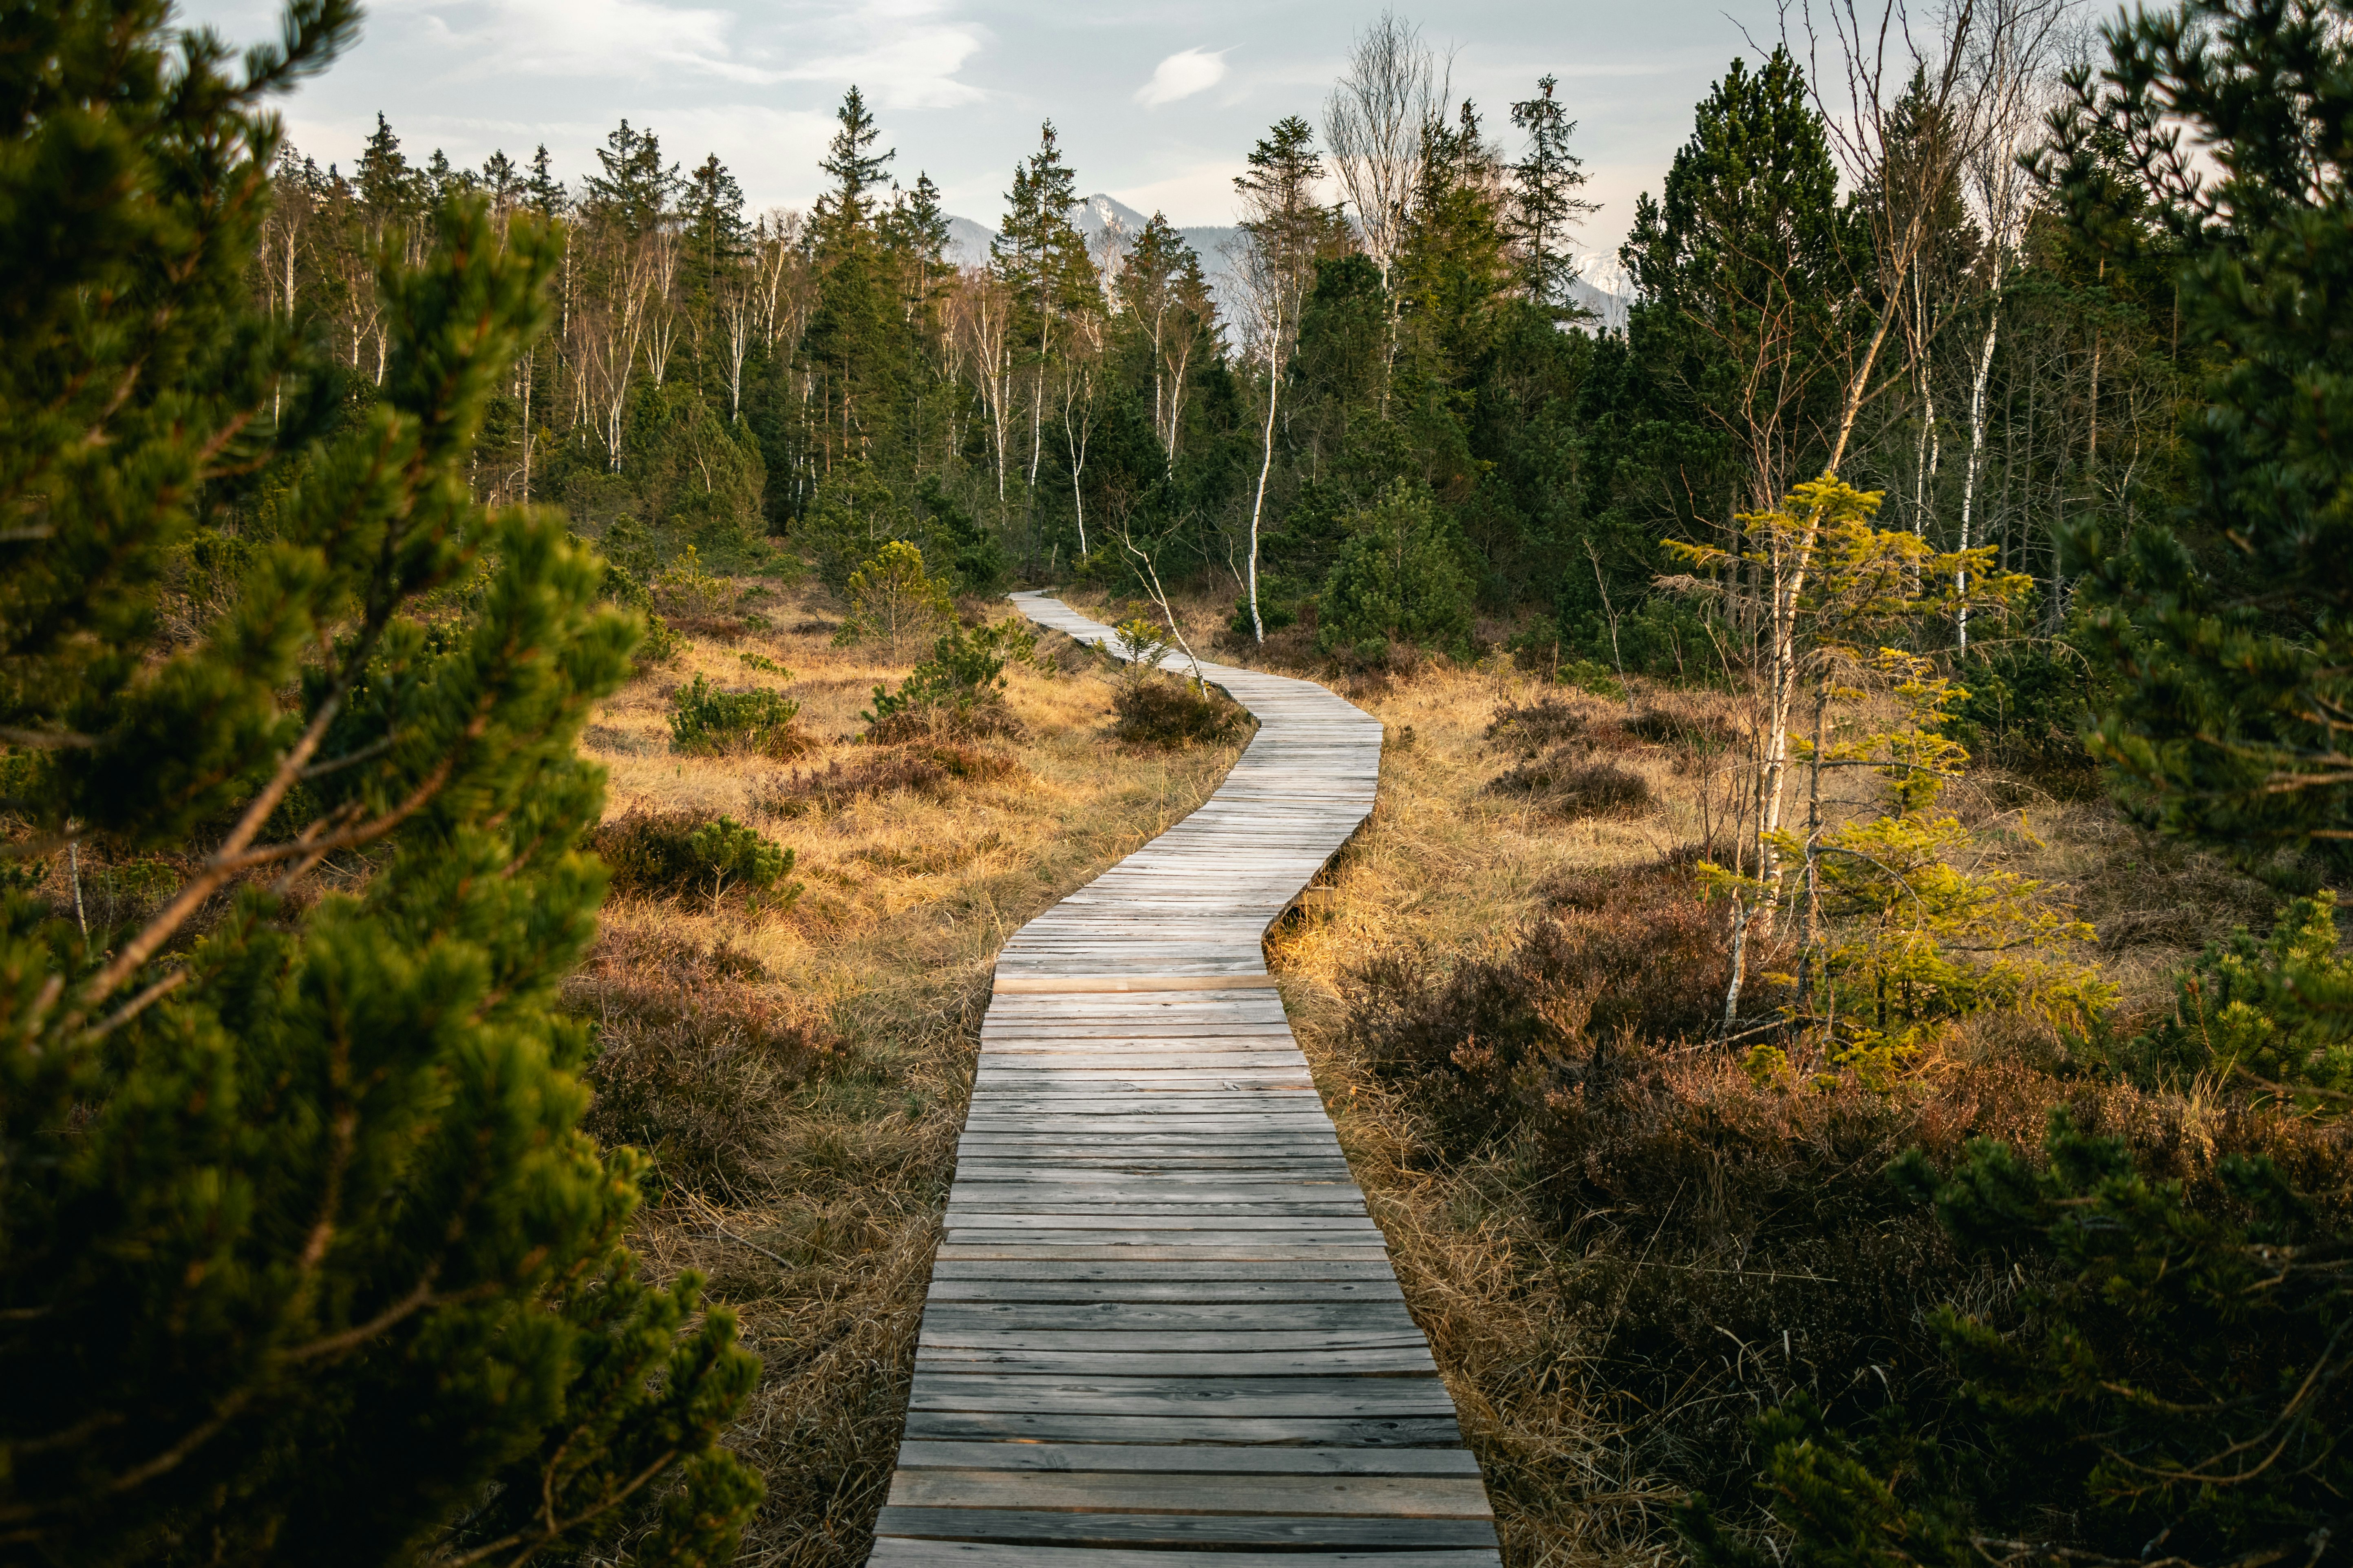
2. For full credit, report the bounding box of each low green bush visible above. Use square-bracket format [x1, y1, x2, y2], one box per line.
[863, 620, 1035, 741]
[590, 810, 800, 912]
[669, 675, 809, 758]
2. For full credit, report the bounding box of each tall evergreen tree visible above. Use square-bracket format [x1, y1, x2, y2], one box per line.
[0, 0, 760, 1561]
[583, 118, 679, 236]
[1508, 75, 1596, 317]
[813, 84, 892, 246]
[1621, 48, 1853, 517]
[524, 142, 567, 216]
[1233, 115, 1346, 639]
[993, 121, 1093, 503]
[2053, 0, 2353, 877]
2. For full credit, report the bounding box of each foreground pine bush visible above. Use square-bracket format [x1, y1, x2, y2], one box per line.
[0, 4, 759, 1559]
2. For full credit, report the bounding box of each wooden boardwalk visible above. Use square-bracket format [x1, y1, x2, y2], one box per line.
[867, 595, 1500, 1566]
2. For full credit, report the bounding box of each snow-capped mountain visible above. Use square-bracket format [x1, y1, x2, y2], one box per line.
[943, 194, 1632, 333]
[945, 194, 1241, 287]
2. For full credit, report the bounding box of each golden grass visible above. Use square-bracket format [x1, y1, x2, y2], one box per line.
[574, 583, 1243, 1566]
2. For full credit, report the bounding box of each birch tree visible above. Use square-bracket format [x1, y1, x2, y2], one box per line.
[1232, 116, 1341, 642]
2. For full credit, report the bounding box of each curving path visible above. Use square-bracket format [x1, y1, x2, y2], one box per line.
[865, 595, 1500, 1566]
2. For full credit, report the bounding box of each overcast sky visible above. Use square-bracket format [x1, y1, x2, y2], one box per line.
[179, 0, 1792, 269]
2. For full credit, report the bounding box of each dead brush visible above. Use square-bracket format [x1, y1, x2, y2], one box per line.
[1486, 747, 1654, 818]
[567, 925, 843, 1192]
[760, 742, 1019, 817]
[1110, 673, 1249, 748]
[863, 700, 1026, 745]
[1343, 857, 1739, 1157]
[1483, 693, 1591, 748]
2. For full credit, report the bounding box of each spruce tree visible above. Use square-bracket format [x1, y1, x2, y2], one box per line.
[1507, 75, 1596, 318]
[813, 85, 892, 242]
[804, 88, 911, 474]
[1621, 48, 1854, 512]
[0, 0, 761, 1560]
[583, 119, 679, 237]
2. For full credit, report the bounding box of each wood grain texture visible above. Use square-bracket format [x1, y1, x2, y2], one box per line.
[866, 595, 1494, 1564]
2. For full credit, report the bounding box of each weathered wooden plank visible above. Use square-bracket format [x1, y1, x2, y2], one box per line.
[905, 1374, 1455, 1416]
[912, 1347, 1439, 1377]
[885, 1468, 1491, 1515]
[899, 1411, 1466, 1446]
[870, 1507, 1498, 1549]
[890, 1442, 1481, 1476]
[921, 1303, 1418, 1332]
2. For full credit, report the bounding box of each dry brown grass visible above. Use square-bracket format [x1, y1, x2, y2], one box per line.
[572, 582, 1243, 1566]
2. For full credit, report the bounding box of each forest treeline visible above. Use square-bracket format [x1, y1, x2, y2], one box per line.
[250, 0, 2161, 736]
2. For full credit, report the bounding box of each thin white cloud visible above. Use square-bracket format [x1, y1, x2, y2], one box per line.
[399, 0, 755, 83]
[1135, 47, 1228, 108]
[391, 0, 983, 103]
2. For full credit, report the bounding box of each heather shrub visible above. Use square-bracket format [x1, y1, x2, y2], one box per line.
[762, 744, 1018, 817]
[1111, 674, 1249, 748]
[589, 809, 800, 910]
[1483, 694, 1589, 747]
[568, 930, 842, 1192]
[1347, 858, 1733, 1157]
[1486, 747, 1653, 817]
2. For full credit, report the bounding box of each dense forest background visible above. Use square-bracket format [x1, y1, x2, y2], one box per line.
[249, 0, 2150, 741]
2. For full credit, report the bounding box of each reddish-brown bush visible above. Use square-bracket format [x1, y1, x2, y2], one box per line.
[1336, 856, 2353, 1516]
[1485, 747, 1653, 817]
[761, 743, 1017, 817]
[567, 927, 843, 1192]
[1483, 694, 1588, 747]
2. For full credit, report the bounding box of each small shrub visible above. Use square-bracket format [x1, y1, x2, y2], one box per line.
[737, 651, 790, 675]
[1110, 674, 1248, 748]
[686, 816, 797, 910]
[669, 674, 811, 758]
[1487, 748, 1653, 817]
[863, 620, 1034, 741]
[1345, 858, 1735, 1157]
[762, 744, 1017, 817]
[590, 809, 801, 911]
[1557, 657, 1626, 700]
[1485, 695, 1588, 747]
[1622, 705, 1739, 752]
[650, 543, 747, 636]
[1316, 478, 1474, 654]
[836, 540, 953, 657]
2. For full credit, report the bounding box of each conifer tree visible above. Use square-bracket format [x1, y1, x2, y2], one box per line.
[0, 0, 761, 1559]
[524, 143, 567, 216]
[584, 118, 680, 236]
[993, 121, 1093, 501]
[2050, 0, 2353, 879]
[1507, 75, 1596, 317]
[805, 87, 911, 475]
[1622, 48, 1853, 514]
